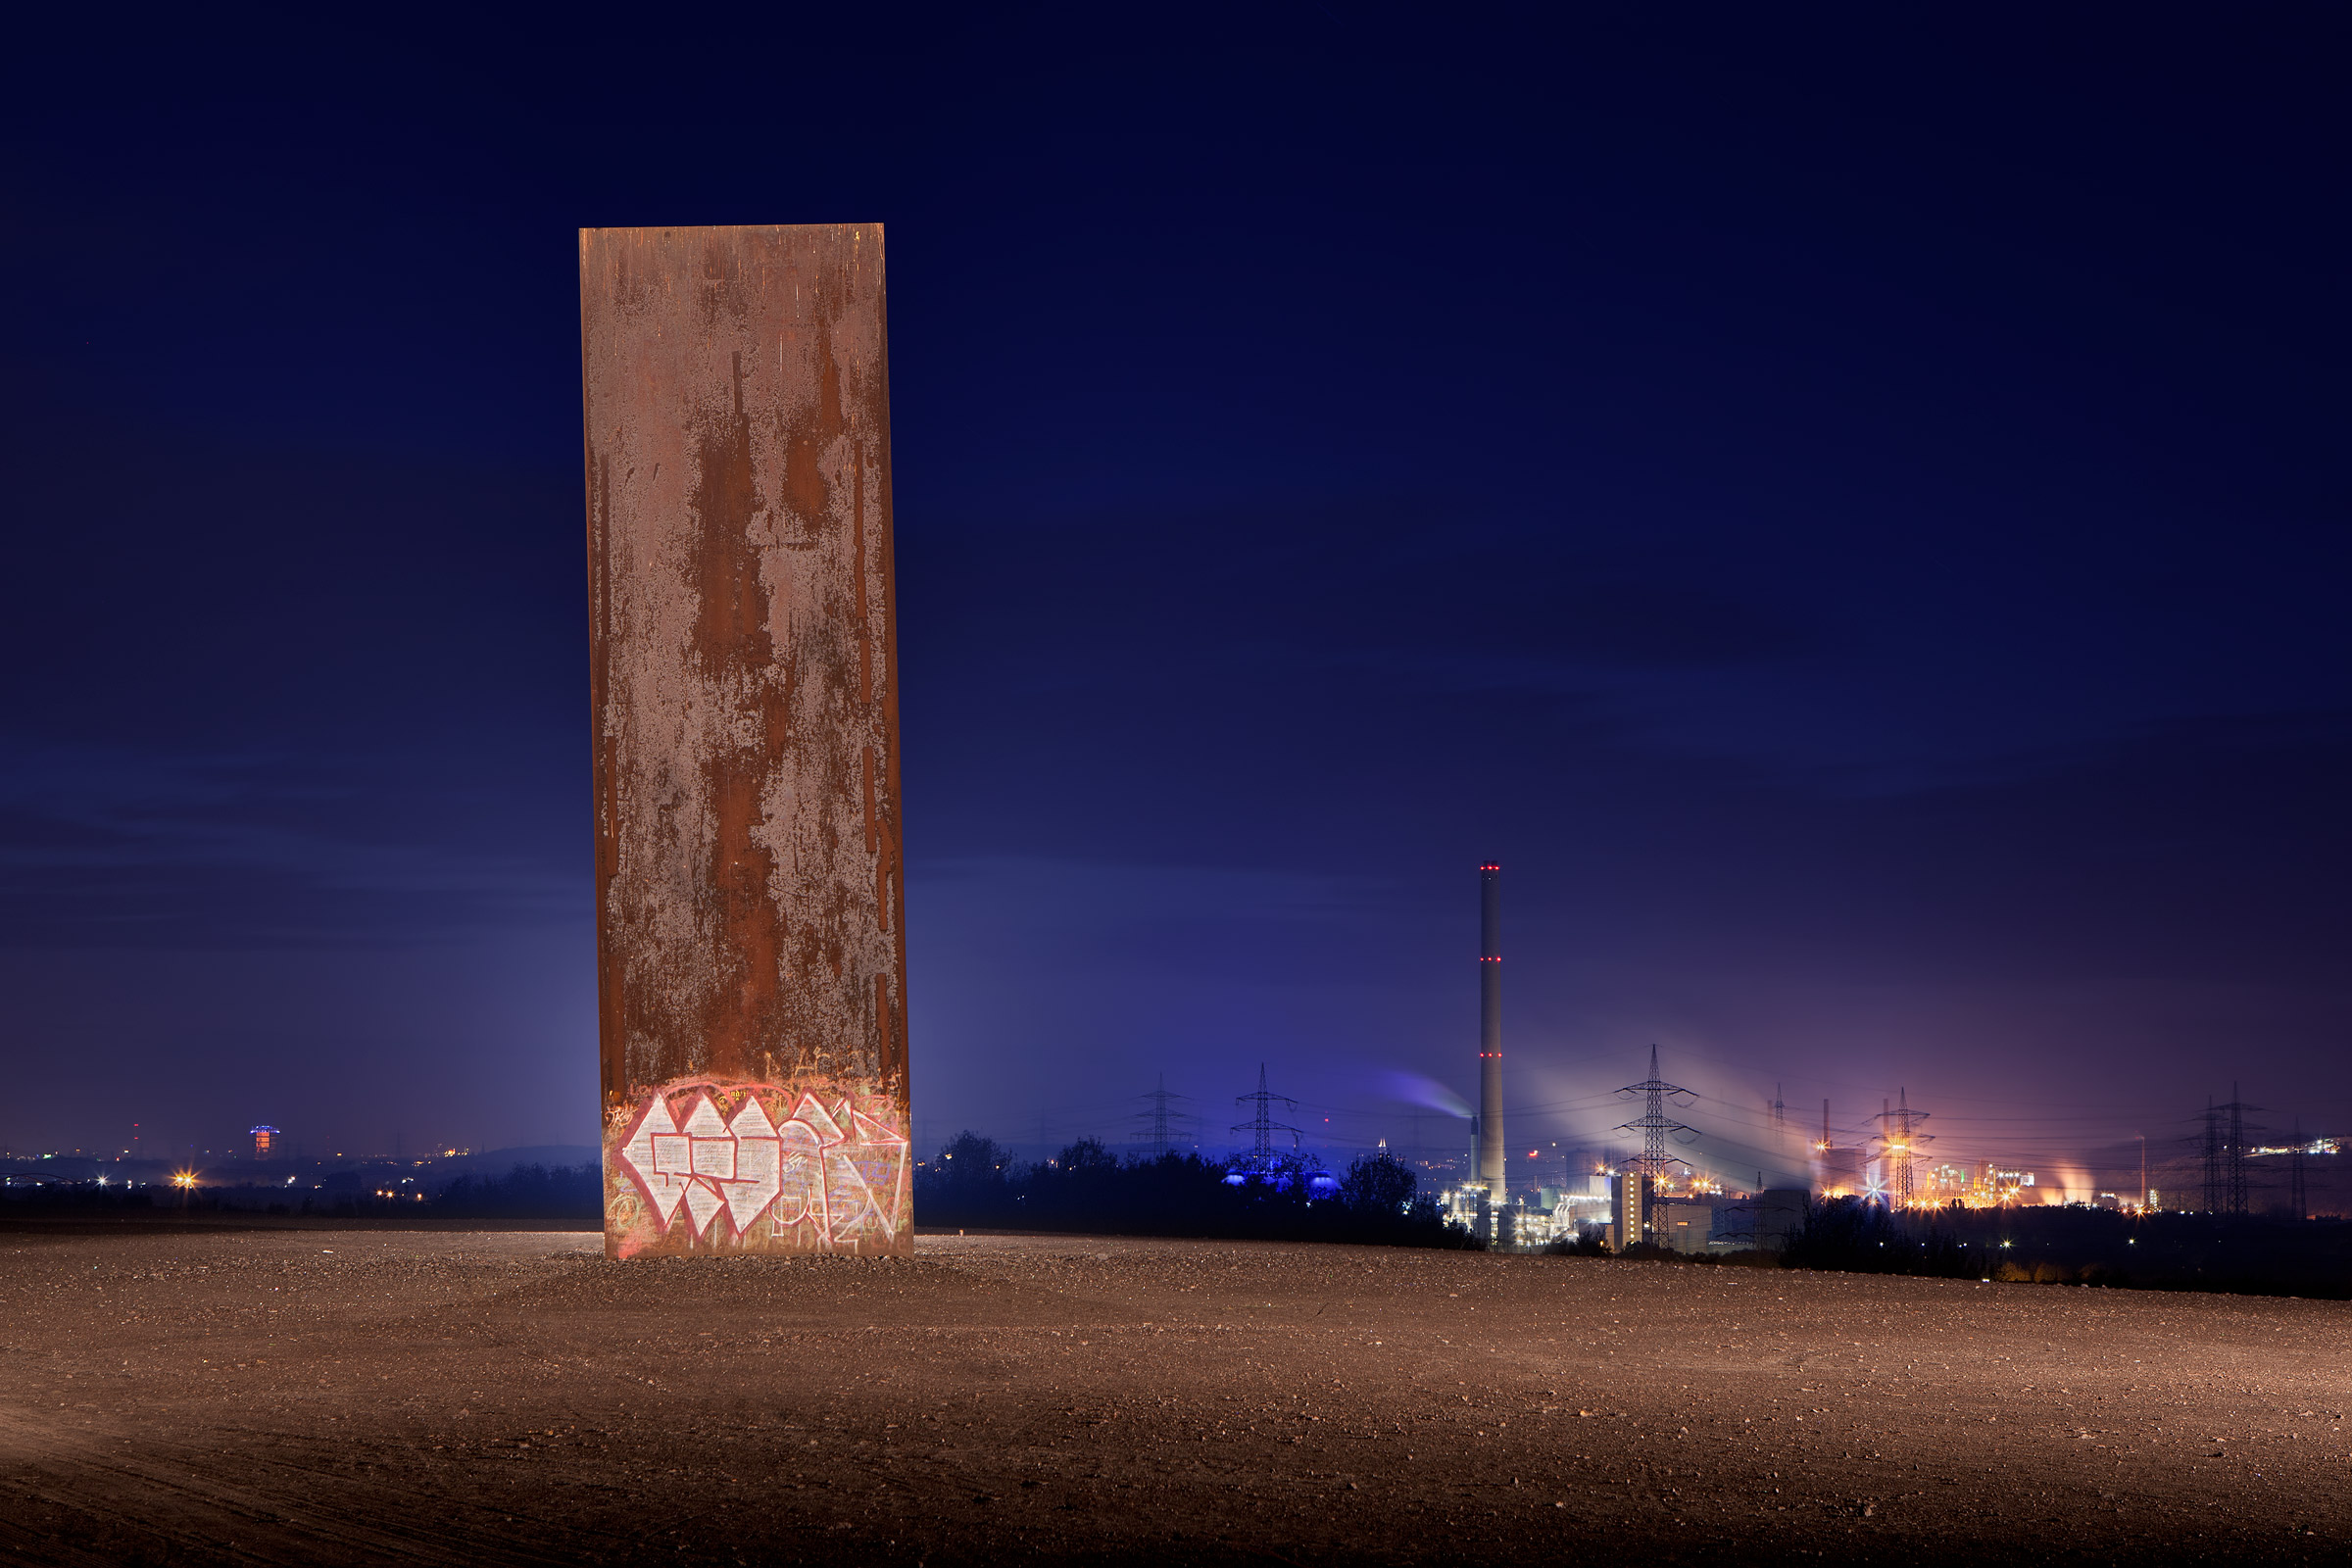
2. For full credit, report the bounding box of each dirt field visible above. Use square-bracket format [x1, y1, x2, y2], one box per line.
[0, 1228, 2344, 1565]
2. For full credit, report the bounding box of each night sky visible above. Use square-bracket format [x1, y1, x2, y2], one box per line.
[5, 11, 2346, 1191]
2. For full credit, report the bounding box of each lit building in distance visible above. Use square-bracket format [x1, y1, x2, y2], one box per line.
[250, 1125, 278, 1159]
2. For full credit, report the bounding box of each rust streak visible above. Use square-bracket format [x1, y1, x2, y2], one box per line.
[861, 745, 878, 856]
[686, 349, 781, 1082]
[853, 439, 871, 707]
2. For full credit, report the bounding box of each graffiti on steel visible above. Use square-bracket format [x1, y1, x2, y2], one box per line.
[604, 1081, 908, 1256]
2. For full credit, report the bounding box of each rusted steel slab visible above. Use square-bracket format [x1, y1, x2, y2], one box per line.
[580, 224, 908, 1258]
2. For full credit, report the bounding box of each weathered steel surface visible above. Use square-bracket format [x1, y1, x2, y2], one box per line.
[580, 224, 907, 1258]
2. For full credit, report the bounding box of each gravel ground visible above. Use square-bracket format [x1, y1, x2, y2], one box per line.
[0, 1228, 2344, 1565]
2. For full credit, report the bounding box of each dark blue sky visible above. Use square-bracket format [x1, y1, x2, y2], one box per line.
[4, 9, 2346, 1187]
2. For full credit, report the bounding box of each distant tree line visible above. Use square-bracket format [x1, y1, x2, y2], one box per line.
[1583, 1195, 2352, 1299]
[916, 1133, 1482, 1250]
[430, 1163, 601, 1218]
[0, 1164, 603, 1221]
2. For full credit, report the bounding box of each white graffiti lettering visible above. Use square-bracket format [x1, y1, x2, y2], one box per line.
[618, 1090, 907, 1245]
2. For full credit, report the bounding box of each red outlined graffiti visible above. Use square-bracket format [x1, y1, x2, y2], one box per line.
[611, 1082, 907, 1254]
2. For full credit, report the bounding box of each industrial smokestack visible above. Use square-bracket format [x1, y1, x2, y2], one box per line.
[1477, 862, 1504, 1194]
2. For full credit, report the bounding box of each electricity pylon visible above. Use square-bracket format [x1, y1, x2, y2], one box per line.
[1615, 1045, 1699, 1178]
[2290, 1115, 2308, 1221]
[1232, 1064, 1304, 1169]
[1873, 1091, 1932, 1208]
[2204, 1086, 2262, 1216]
[1136, 1074, 1191, 1157]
